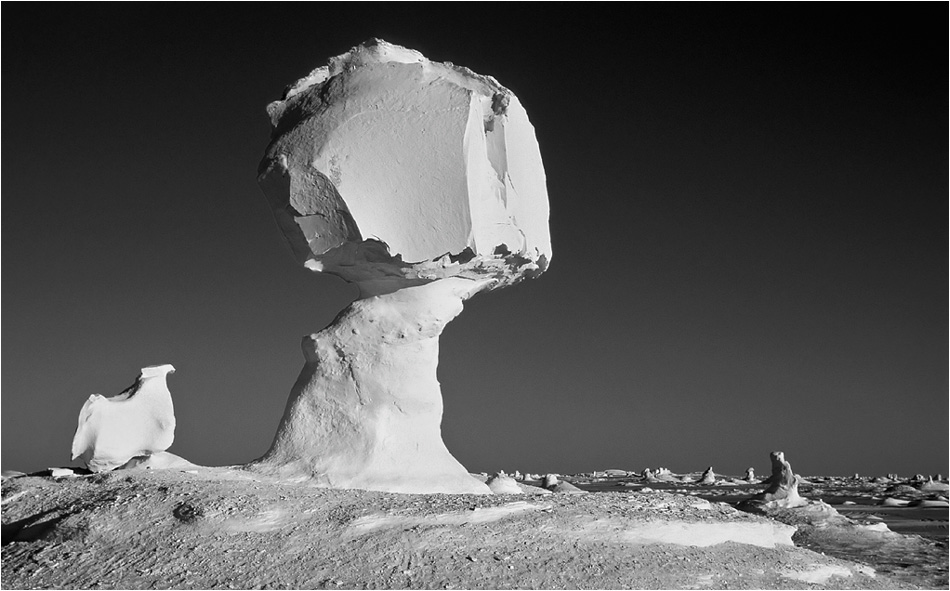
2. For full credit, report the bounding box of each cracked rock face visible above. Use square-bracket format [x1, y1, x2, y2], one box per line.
[71, 365, 177, 472]
[258, 38, 551, 297]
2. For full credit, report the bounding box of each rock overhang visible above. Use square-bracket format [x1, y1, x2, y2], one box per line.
[258, 39, 551, 296]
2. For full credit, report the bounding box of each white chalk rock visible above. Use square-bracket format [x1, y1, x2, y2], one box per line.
[251, 40, 551, 494]
[549, 480, 587, 494]
[118, 451, 198, 471]
[251, 278, 491, 493]
[259, 38, 551, 298]
[748, 451, 806, 509]
[487, 472, 523, 495]
[920, 477, 950, 493]
[71, 365, 176, 473]
[698, 467, 717, 485]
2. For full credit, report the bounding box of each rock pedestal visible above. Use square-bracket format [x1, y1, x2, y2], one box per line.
[250, 40, 551, 493]
[252, 279, 489, 493]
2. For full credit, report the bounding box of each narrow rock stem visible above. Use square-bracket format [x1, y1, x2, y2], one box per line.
[250, 278, 491, 494]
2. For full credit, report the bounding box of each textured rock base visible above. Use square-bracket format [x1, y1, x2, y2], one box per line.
[249, 278, 489, 494]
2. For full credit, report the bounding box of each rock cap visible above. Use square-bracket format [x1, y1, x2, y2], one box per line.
[259, 39, 551, 297]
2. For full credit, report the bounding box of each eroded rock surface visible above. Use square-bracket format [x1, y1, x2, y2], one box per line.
[259, 38, 550, 298]
[251, 278, 491, 493]
[71, 365, 177, 473]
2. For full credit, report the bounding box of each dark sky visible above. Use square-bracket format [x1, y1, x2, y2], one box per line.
[4, 6, 946, 478]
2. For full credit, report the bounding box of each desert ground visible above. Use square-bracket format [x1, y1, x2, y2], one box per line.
[3, 465, 946, 589]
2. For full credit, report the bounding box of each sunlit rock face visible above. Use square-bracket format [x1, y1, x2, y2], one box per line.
[71, 365, 176, 472]
[254, 277, 491, 493]
[252, 40, 551, 493]
[258, 38, 550, 297]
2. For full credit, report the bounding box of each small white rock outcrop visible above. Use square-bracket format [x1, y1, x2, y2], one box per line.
[71, 365, 176, 472]
[698, 467, 716, 485]
[251, 40, 551, 494]
[548, 480, 587, 494]
[920, 477, 949, 493]
[746, 451, 806, 509]
[487, 472, 523, 495]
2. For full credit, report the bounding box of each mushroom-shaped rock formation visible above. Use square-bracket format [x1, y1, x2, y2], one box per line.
[250, 40, 551, 494]
[744, 467, 756, 482]
[71, 365, 176, 472]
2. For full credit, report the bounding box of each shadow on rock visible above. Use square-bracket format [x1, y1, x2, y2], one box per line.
[1, 508, 68, 545]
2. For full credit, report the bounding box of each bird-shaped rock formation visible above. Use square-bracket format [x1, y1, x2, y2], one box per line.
[71, 364, 176, 472]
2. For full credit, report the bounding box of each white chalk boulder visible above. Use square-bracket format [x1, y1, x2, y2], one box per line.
[71, 365, 176, 472]
[259, 38, 550, 297]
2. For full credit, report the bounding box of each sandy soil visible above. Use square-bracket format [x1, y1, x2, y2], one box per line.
[1, 467, 916, 590]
